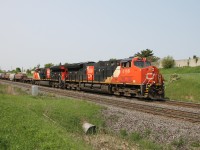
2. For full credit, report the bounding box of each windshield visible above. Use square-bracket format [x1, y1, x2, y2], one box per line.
[134, 61, 151, 68]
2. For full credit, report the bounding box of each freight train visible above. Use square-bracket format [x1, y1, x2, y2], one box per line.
[0, 57, 164, 99]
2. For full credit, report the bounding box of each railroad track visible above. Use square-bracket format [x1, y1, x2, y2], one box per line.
[40, 87, 200, 123]
[1, 80, 200, 123]
[154, 100, 200, 109]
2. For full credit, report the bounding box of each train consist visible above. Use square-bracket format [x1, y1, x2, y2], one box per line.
[0, 57, 165, 99]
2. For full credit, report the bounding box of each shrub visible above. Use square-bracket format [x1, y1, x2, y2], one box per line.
[120, 129, 128, 138]
[130, 132, 142, 141]
[191, 141, 200, 147]
[172, 137, 185, 148]
[161, 56, 175, 69]
[169, 73, 181, 83]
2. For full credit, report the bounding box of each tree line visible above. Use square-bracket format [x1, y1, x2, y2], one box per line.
[0, 49, 198, 73]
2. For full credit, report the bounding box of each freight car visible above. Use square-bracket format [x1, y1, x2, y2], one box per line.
[14, 73, 28, 82]
[0, 73, 6, 79]
[9, 73, 15, 81]
[32, 57, 164, 99]
[0, 73, 4, 79]
[0, 72, 29, 82]
[4, 73, 10, 80]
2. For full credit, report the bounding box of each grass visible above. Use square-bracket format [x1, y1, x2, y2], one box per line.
[160, 67, 200, 103]
[130, 132, 142, 141]
[119, 130, 164, 150]
[0, 84, 103, 149]
[160, 66, 200, 74]
[191, 141, 200, 148]
[171, 137, 185, 149]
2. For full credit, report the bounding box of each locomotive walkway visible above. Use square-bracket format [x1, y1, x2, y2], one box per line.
[1, 79, 200, 123]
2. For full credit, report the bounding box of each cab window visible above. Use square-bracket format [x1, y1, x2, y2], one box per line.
[121, 61, 131, 68]
[145, 61, 151, 67]
[134, 61, 151, 68]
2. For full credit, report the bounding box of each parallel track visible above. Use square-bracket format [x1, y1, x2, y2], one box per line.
[154, 99, 200, 109]
[1, 80, 200, 123]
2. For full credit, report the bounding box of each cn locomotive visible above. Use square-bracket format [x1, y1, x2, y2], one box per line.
[32, 57, 164, 99]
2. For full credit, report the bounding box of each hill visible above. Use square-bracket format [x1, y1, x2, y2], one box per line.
[160, 67, 200, 103]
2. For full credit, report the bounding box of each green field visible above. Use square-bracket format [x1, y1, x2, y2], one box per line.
[160, 66, 200, 103]
[0, 84, 104, 150]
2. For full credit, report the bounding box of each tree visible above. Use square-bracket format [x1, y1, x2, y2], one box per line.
[193, 55, 197, 59]
[16, 67, 21, 73]
[134, 49, 159, 62]
[193, 55, 199, 63]
[161, 56, 175, 69]
[26, 69, 31, 74]
[44, 63, 54, 68]
[32, 67, 37, 71]
[64, 62, 69, 66]
[109, 58, 117, 63]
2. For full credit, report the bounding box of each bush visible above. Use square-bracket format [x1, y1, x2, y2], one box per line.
[120, 129, 128, 138]
[161, 56, 175, 69]
[130, 132, 142, 141]
[169, 73, 181, 83]
[172, 137, 185, 148]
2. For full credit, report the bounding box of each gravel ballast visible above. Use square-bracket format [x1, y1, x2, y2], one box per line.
[102, 105, 200, 149]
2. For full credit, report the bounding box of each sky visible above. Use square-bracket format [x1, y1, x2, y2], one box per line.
[0, 0, 200, 71]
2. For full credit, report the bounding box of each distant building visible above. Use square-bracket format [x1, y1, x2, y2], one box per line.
[153, 58, 200, 68]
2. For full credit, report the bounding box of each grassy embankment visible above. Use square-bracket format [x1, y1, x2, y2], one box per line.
[0, 84, 167, 150]
[160, 66, 200, 103]
[0, 84, 103, 150]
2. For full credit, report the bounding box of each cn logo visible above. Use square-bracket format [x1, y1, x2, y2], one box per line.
[87, 66, 94, 81]
[88, 74, 92, 78]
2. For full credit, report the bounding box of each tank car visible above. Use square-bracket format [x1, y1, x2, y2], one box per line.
[4, 73, 10, 80]
[9, 73, 16, 81]
[0, 73, 6, 79]
[14, 73, 28, 82]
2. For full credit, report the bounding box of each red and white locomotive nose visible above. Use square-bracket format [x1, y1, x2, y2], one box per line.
[145, 66, 164, 85]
